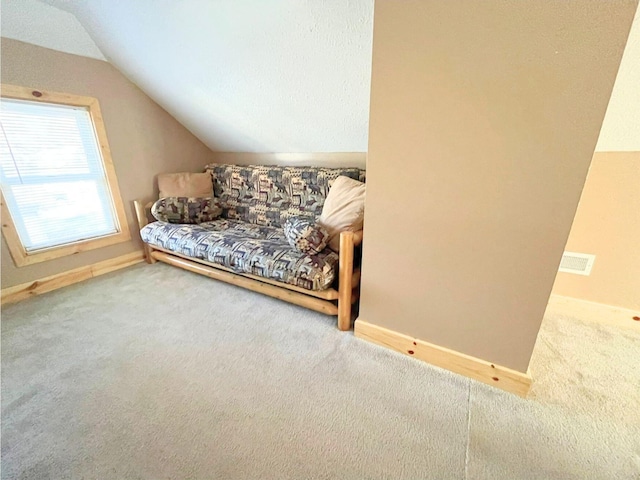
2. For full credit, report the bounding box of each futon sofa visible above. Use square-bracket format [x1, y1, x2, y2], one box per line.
[134, 164, 365, 330]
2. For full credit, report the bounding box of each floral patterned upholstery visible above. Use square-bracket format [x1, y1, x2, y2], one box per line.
[205, 164, 366, 228]
[140, 219, 338, 290]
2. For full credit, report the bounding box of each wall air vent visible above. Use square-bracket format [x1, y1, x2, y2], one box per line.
[559, 252, 596, 276]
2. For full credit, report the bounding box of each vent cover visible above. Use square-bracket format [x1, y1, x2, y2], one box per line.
[559, 252, 596, 276]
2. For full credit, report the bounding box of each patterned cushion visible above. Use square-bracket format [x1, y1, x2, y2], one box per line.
[283, 217, 329, 255]
[151, 197, 222, 224]
[204, 164, 366, 228]
[140, 219, 338, 291]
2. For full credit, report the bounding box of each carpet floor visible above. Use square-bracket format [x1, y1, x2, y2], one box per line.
[2, 263, 639, 479]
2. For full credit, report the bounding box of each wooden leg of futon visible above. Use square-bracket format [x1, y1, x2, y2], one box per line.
[144, 245, 157, 264]
[338, 231, 355, 331]
[133, 199, 157, 264]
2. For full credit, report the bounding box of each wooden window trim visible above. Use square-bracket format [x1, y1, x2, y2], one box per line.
[0, 84, 130, 267]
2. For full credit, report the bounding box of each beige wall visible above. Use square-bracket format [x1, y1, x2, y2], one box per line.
[1, 38, 217, 288]
[552, 152, 640, 310]
[359, 1, 637, 372]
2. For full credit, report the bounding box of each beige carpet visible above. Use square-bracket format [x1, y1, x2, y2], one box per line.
[2, 263, 639, 479]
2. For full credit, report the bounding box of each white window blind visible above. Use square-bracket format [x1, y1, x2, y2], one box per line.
[0, 98, 119, 252]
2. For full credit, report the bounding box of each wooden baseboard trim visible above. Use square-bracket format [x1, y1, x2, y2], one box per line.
[547, 294, 640, 331]
[354, 320, 532, 397]
[1, 251, 145, 305]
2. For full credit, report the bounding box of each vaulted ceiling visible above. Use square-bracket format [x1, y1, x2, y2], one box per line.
[1, 0, 105, 60]
[5, 0, 374, 153]
[596, 4, 640, 151]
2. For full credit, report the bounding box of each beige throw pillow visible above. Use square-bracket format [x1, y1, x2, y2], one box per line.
[158, 172, 213, 198]
[318, 176, 366, 252]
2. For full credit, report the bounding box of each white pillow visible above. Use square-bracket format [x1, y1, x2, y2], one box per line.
[317, 176, 366, 251]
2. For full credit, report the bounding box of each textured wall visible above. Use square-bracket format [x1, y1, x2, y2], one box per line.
[596, 7, 640, 152]
[359, 0, 636, 372]
[1, 39, 217, 288]
[0, 0, 105, 60]
[49, 0, 374, 153]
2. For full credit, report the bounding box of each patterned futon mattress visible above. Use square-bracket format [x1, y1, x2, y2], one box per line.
[140, 219, 338, 291]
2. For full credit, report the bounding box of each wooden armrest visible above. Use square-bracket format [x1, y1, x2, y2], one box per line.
[133, 200, 153, 229]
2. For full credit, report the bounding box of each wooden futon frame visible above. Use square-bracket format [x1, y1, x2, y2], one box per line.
[134, 201, 362, 330]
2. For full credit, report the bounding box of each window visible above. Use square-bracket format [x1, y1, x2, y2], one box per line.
[0, 85, 129, 266]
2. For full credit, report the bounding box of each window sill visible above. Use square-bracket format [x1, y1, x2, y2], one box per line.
[2, 226, 131, 267]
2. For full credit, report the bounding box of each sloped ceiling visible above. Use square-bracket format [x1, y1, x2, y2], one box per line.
[0, 0, 105, 60]
[38, 0, 375, 153]
[596, 5, 640, 151]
